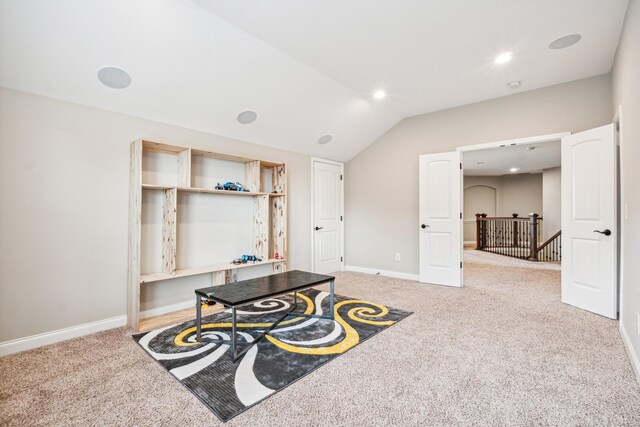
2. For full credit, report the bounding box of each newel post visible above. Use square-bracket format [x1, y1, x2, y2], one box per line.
[475, 213, 482, 250]
[528, 213, 539, 261]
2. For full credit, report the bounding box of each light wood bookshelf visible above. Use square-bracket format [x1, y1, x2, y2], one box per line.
[128, 139, 287, 331]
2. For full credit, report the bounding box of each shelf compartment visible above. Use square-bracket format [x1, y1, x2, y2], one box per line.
[140, 258, 285, 283]
[141, 140, 190, 187]
[260, 163, 286, 194]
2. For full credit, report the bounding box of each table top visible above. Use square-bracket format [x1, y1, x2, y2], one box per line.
[195, 270, 335, 306]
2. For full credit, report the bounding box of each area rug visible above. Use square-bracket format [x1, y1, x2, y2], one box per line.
[133, 288, 412, 422]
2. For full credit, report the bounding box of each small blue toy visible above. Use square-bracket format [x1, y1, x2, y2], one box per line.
[222, 182, 249, 192]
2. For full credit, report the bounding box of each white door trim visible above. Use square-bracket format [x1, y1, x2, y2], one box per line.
[456, 132, 571, 153]
[614, 105, 625, 319]
[310, 157, 345, 273]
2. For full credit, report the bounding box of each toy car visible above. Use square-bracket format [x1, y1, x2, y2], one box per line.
[223, 181, 239, 191]
[222, 181, 249, 191]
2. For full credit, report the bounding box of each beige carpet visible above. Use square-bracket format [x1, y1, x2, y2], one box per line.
[1, 251, 639, 426]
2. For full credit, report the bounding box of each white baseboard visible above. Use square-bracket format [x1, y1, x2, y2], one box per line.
[620, 320, 640, 384]
[344, 265, 419, 281]
[140, 299, 194, 319]
[0, 315, 127, 357]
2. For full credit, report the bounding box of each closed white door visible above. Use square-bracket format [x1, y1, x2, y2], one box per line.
[419, 152, 462, 286]
[312, 159, 343, 274]
[561, 124, 617, 318]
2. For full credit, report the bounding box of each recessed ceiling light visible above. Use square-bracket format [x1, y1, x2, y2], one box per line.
[549, 34, 582, 50]
[317, 134, 333, 145]
[97, 66, 131, 89]
[237, 110, 257, 124]
[373, 90, 386, 99]
[494, 52, 512, 64]
[507, 81, 521, 89]
[510, 167, 520, 173]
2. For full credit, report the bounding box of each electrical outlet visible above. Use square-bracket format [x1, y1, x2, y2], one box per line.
[395, 253, 401, 261]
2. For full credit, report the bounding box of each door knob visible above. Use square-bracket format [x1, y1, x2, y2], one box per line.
[315, 226, 323, 231]
[421, 224, 429, 229]
[593, 229, 611, 236]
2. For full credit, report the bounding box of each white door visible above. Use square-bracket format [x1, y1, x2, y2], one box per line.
[561, 124, 617, 319]
[312, 159, 343, 274]
[419, 152, 462, 286]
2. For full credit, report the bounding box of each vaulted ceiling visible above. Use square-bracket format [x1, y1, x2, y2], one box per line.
[0, 0, 628, 161]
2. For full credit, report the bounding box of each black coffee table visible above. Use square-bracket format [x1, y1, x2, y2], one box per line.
[194, 270, 335, 362]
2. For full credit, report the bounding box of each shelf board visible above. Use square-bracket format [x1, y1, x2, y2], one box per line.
[141, 184, 268, 196]
[269, 193, 286, 197]
[142, 140, 187, 154]
[141, 184, 175, 190]
[179, 187, 267, 196]
[140, 258, 285, 283]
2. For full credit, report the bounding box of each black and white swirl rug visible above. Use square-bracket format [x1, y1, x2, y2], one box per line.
[133, 288, 412, 422]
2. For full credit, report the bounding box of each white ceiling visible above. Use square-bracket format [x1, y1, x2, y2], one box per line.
[463, 140, 561, 176]
[0, 0, 628, 161]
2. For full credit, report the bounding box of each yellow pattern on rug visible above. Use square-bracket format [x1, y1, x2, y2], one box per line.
[174, 293, 315, 347]
[265, 300, 395, 355]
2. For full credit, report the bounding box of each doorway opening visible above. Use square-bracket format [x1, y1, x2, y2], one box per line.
[420, 126, 620, 320]
[462, 139, 562, 266]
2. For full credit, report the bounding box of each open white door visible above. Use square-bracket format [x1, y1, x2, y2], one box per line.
[561, 124, 617, 319]
[419, 152, 462, 287]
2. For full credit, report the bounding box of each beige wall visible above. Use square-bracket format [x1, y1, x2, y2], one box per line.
[463, 176, 500, 242]
[542, 167, 561, 240]
[345, 74, 613, 273]
[612, 0, 640, 377]
[500, 173, 543, 218]
[0, 88, 315, 342]
[463, 174, 544, 242]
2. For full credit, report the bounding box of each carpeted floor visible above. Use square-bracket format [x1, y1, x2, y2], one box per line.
[1, 251, 639, 426]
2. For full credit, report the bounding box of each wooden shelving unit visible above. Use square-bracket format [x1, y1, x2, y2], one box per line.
[128, 139, 287, 331]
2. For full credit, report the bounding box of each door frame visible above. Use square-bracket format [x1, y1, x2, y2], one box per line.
[310, 157, 345, 273]
[614, 105, 625, 319]
[455, 131, 571, 286]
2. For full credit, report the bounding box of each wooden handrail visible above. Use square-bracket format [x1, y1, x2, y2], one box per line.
[477, 216, 544, 221]
[538, 230, 561, 251]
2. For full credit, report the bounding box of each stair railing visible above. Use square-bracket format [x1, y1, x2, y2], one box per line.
[475, 213, 559, 261]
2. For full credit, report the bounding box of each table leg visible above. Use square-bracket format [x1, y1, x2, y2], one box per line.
[232, 306, 237, 360]
[329, 280, 335, 320]
[196, 296, 202, 341]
